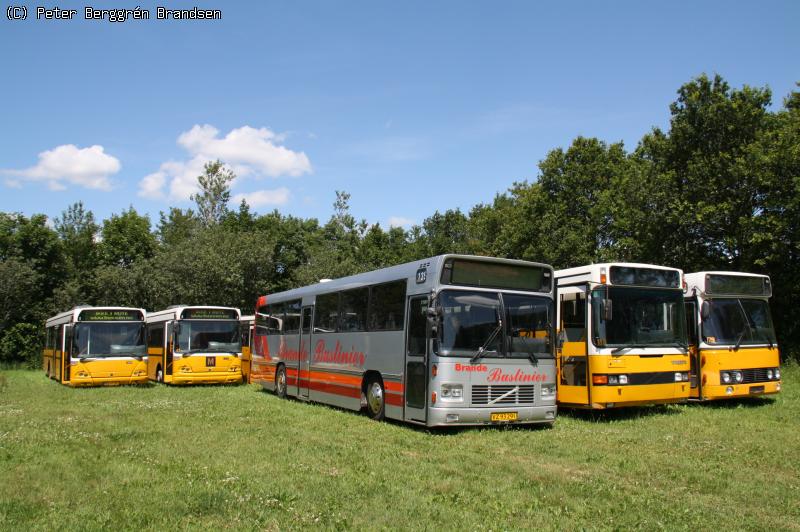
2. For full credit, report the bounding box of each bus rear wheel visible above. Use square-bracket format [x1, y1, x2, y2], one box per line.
[156, 366, 163, 383]
[275, 365, 287, 399]
[365, 378, 385, 421]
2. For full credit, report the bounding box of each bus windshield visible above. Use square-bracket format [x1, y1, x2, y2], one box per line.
[591, 287, 686, 349]
[72, 322, 145, 358]
[702, 298, 776, 346]
[437, 290, 553, 358]
[177, 320, 241, 353]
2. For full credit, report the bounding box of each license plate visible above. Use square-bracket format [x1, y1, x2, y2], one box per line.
[490, 412, 518, 422]
[750, 385, 764, 394]
[206, 356, 216, 367]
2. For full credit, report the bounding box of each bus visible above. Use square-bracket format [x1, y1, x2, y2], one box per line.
[43, 306, 147, 386]
[683, 271, 781, 400]
[251, 254, 557, 427]
[145, 306, 243, 384]
[555, 263, 690, 409]
[240, 315, 254, 383]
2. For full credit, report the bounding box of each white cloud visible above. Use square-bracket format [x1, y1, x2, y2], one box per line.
[4, 179, 22, 189]
[4, 144, 121, 191]
[140, 124, 312, 202]
[388, 216, 415, 228]
[232, 188, 291, 208]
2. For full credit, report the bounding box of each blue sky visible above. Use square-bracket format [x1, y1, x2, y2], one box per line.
[1, 1, 798, 229]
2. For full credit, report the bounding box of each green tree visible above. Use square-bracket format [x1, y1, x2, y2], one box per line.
[157, 207, 200, 247]
[191, 160, 235, 227]
[99, 207, 157, 267]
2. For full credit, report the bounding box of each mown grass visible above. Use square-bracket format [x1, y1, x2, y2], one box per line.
[1, 366, 798, 531]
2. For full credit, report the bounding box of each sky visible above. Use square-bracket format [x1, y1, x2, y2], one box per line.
[1, 1, 798, 230]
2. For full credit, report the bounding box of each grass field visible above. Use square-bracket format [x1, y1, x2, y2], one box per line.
[1, 367, 798, 531]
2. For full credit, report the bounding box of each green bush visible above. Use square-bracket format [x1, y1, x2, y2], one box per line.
[0, 322, 43, 369]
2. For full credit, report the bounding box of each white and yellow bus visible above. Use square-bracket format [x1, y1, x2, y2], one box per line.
[240, 314, 254, 383]
[555, 263, 690, 408]
[43, 306, 148, 386]
[145, 306, 243, 384]
[683, 272, 781, 400]
[252, 254, 558, 427]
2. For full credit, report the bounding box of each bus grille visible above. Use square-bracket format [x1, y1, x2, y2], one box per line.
[471, 385, 535, 406]
[742, 368, 770, 383]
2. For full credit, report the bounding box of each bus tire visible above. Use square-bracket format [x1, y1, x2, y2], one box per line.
[156, 366, 163, 383]
[275, 365, 287, 399]
[365, 377, 385, 421]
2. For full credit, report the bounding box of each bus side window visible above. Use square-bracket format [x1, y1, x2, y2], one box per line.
[560, 292, 586, 342]
[684, 301, 698, 346]
[147, 324, 164, 349]
[407, 297, 427, 356]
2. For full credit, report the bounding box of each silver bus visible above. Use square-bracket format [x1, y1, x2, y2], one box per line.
[252, 254, 557, 427]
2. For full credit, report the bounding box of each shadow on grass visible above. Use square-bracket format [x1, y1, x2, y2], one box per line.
[686, 396, 776, 409]
[558, 403, 681, 423]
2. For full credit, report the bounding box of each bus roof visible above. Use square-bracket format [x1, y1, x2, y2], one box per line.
[685, 271, 772, 297]
[146, 305, 241, 323]
[555, 262, 683, 287]
[45, 306, 146, 327]
[257, 254, 554, 306]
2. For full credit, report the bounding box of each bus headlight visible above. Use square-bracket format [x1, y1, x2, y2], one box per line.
[775, 368, 781, 380]
[440, 384, 463, 400]
[733, 371, 743, 384]
[721, 372, 731, 384]
[541, 385, 556, 398]
[767, 369, 774, 380]
[618, 374, 629, 385]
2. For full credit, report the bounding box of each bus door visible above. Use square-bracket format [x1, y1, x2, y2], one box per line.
[557, 286, 589, 406]
[684, 300, 700, 396]
[241, 324, 252, 383]
[63, 324, 72, 383]
[404, 296, 428, 423]
[55, 325, 64, 382]
[299, 306, 313, 399]
[165, 322, 175, 380]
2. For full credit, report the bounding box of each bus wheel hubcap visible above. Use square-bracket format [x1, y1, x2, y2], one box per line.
[368, 383, 383, 412]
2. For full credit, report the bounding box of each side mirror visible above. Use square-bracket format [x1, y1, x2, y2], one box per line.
[701, 301, 710, 320]
[426, 307, 439, 335]
[173, 322, 182, 335]
[602, 299, 613, 321]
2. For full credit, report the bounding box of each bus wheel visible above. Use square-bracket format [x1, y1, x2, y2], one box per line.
[365, 378, 385, 421]
[275, 365, 287, 399]
[156, 366, 164, 383]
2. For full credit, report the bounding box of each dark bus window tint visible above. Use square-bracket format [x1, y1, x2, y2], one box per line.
[407, 297, 427, 356]
[147, 324, 164, 348]
[340, 288, 368, 332]
[255, 305, 270, 335]
[284, 300, 302, 334]
[314, 293, 339, 333]
[270, 302, 286, 335]
[560, 292, 586, 342]
[369, 280, 407, 331]
[685, 301, 698, 345]
[302, 307, 312, 333]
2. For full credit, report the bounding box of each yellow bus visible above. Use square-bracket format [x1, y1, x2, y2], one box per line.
[145, 305, 243, 384]
[240, 315, 254, 383]
[683, 272, 781, 400]
[555, 263, 690, 408]
[43, 306, 148, 386]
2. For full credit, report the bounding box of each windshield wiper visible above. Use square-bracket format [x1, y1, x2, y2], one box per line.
[470, 319, 503, 364]
[733, 331, 746, 352]
[611, 343, 650, 354]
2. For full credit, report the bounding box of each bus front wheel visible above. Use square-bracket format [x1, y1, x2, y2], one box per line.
[156, 366, 163, 383]
[365, 378, 385, 421]
[275, 365, 287, 399]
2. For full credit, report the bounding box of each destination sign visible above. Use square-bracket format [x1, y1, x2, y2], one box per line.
[79, 309, 143, 322]
[442, 258, 551, 292]
[181, 308, 238, 320]
[706, 274, 771, 297]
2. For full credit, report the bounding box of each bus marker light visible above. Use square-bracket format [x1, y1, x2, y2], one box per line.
[446, 414, 459, 423]
[592, 374, 608, 385]
[431, 391, 437, 405]
[432, 364, 437, 377]
[726, 386, 734, 395]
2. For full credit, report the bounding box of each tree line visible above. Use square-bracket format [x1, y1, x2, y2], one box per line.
[2, 74, 799, 366]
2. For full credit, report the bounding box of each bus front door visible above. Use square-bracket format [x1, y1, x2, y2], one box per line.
[299, 306, 313, 399]
[557, 286, 590, 406]
[404, 296, 428, 423]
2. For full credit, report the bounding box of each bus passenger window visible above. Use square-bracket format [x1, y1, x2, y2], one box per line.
[560, 292, 586, 342]
[284, 300, 301, 334]
[407, 297, 427, 356]
[147, 324, 164, 348]
[314, 293, 339, 333]
[340, 288, 368, 332]
[369, 280, 406, 331]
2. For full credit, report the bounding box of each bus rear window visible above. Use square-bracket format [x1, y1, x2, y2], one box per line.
[441, 259, 550, 292]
